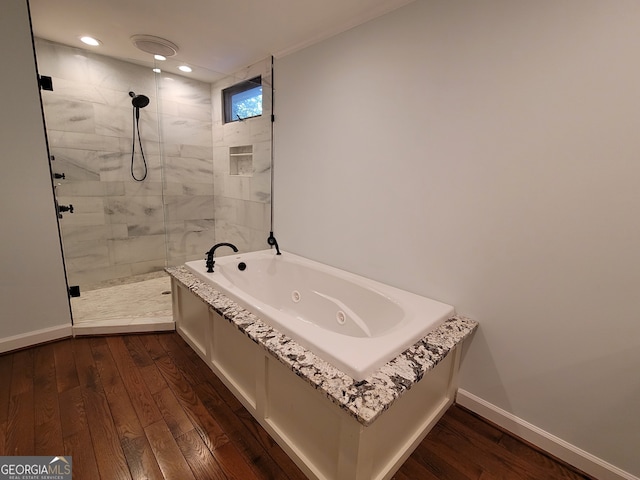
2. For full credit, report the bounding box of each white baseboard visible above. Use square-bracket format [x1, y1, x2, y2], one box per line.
[0, 324, 72, 353]
[456, 389, 639, 480]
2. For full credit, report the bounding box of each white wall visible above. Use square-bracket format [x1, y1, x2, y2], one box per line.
[275, 0, 640, 478]
[0, 0, 71, 346]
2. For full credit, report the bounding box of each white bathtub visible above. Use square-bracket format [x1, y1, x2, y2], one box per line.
[184, 249, 454, 380]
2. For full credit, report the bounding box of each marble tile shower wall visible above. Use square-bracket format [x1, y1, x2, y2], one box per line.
[211, 59, 272, 253]
[35, 39, 216, 288]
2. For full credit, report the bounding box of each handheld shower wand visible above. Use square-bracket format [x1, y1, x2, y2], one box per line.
[129, 91, 149, 181]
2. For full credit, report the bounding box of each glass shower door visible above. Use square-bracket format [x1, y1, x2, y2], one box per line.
[33, 32, 274, 332]
[34, 38, 174, 332]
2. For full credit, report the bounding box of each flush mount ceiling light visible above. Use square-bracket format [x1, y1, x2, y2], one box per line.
[130, 35, 178, 57]
[152, 68, 161, 73]
[80, 36, 101, 46]
[154, 54, 166, 61]
[178, 65, 192, 73]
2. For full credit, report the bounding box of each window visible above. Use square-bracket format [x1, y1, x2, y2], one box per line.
[223, 76, 262, 123]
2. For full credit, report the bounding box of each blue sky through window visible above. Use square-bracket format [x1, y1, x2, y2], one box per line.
[232, 85, 262, 120]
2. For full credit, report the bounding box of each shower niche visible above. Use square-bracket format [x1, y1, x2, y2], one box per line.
[229, 145, 253, 176]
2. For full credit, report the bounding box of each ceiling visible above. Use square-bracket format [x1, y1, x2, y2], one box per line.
[29, 0, 415, 83]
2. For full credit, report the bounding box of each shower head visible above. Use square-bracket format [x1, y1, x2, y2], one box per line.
[129, 91, 150, 109]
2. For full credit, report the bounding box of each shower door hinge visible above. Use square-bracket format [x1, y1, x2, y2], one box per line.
[39, 75, 53, 91]
[68, 285, 80, 298]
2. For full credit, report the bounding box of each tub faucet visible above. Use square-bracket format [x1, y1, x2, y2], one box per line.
[205, 242, 238, 272]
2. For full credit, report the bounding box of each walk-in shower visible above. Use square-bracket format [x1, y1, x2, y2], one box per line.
[34, 37, 273, 333]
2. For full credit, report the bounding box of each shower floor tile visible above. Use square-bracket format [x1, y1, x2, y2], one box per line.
[71, 274, 174, 334]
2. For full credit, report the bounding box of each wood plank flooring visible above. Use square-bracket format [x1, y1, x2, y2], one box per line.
[0, 333, 596, 479]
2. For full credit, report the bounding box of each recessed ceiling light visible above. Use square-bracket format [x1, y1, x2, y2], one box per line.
[80, 36, 101, 46]
[154, 54, 166, 61]
[152, 68, 161, 73]
[178, 65, 192, 73]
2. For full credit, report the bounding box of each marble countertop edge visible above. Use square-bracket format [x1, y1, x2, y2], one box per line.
[166, 266, 478, 426]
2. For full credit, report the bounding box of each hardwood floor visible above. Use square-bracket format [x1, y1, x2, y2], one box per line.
[0, 333, 595, 479]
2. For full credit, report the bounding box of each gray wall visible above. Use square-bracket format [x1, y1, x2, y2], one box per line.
[0, 0, 71, 342]
[275, 0, 640, 477]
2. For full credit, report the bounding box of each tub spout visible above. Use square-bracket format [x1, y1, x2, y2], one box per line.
[205, 242, 238, 272]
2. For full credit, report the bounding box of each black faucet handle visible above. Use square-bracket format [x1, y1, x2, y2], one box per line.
[57, 203, 74, 214]
[205, 252, 215, 272]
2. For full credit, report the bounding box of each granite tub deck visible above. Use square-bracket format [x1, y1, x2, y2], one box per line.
[167, 265, 477, 426]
